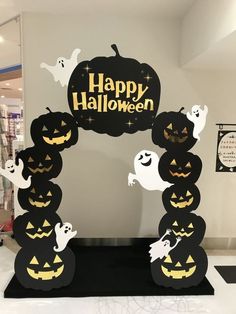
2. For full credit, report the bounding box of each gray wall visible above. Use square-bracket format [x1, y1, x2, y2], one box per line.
[21, 12, 236, 237]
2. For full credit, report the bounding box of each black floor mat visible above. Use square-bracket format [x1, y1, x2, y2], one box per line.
[215, 266, 236, 283]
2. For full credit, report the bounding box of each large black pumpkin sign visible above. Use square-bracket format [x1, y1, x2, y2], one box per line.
[152, 108, 196, 151]
[16, 146, 62, 181]
[18, 180, 62, 212]
[68, 44, 161, 136]
[159, 213, 205, 246]
[13, 211, 61, 248]
[31, 108, 78, 151]
[151, 245, 207, 289]
[15, 247, 75, 291]
[159, 151, 202, 184]
[162, 183, 200, 213]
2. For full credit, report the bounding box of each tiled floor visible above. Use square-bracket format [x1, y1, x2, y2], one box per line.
[0, 243, 236, 314]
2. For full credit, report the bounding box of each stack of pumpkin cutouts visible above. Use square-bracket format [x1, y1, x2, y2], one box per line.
[13, 108, 78, 291]
[151, 107, 208, 289]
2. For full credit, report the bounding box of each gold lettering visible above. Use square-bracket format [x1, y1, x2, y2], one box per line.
[72, 92, 87, 110]
[89, 73, 104, 93]
[136, 103, 144, 112]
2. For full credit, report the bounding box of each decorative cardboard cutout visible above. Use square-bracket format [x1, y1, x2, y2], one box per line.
[128, 150, 171, 191]
[158, 151, 202, 184]
[68, 45, 161, 136]
[0, 159, 31, 189]
[40, 48, 81, 87]
[15, 246, 75, 291]
[30, 108, 79, 151]
[54, 222, 77, 252]
[186, 105, 208, 141]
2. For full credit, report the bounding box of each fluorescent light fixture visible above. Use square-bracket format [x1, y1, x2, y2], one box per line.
[0, 36, 4, 43]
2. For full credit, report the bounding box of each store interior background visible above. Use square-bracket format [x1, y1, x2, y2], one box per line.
[0, 0, 236, 244]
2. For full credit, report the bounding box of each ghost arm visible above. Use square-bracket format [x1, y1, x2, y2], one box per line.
[170, 236, 182, 250]
[186, 111, 193, 122]
[40, 62, 59, 81]
[159, 228, 172, 241]
[17, 158, 24, 172]
[128, 172, 138, 186]
[203, 105, 208, 115]
[70, 48, 81, 63]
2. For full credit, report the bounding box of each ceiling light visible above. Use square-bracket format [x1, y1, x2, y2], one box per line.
[0, 36, 5, 43]
[1, 95, 5, 98]
[5, 83, 10, 86]
[18, 88, 22, 91]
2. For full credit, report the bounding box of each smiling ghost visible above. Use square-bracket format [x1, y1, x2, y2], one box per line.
[128, 150, 172, 191]
[186, 105, 208, 141]
[40, 48, 81, 87]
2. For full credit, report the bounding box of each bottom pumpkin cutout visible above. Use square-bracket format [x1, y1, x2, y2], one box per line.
[151, 245, 207, 289]
[15, 247, 75, 291]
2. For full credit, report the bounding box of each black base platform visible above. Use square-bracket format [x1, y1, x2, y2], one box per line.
[4, 242, 214, 298]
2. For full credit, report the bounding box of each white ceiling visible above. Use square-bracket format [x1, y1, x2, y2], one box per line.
[0, 77, 22, 98]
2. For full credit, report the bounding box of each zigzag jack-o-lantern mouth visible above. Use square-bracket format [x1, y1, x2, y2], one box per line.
[43, 130, 72, 145]
[170, 197, 193, 208]
[172, 230, 194, 237]
[28, 198, 51, 208]
[169, 170, 191, 178]
[161, 255, 196, 279]
[28, 165, 53, 174]
[26, 229, 53, 239]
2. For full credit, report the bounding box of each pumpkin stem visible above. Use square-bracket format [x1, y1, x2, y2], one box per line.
[46, 107, 52, 113]
[179, 107, 185, 113]
[111, 44, 120, 57]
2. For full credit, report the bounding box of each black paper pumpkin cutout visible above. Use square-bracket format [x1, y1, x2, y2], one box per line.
[162, 183, 200, 213]
[68, 44, 161, 137]
[18, 180, 62, 212]
[159, 212, 205, 246]
[159, 151, 202, 184]
[13, 211, 61, 248]
[151, 245, 207, 289]
[16, 146, 62, 182]
[31, 108, 78, 151]
[15, 247, 75, 291]
[152, 108, 196, 151]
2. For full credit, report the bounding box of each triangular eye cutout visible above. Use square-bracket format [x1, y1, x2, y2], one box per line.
[167, 123, 173, 130]
[182, 127, 188, 134]
[185, 162, 191, 168]
[172, 220, 178, 226]
[26, 222, 34, 229]
[47, 191, 52, 196]
[164, 255, 172, 263]
[43, 219, 51, 227]
[53, 255, 62, 264]
[28, 156, 34, 162]
[170, 159, 177, 166]
[186, 255, 194, 263]
[186, 190, 192, 196]
[188, 223, 194, 228]
[171, 193, 177, 199]
[42, 125, 48, 131]
[30, 256, 39, 265]
[45, 155, 51, 160]
[61, 120, 66, 127]
[30, 188, 36, 193]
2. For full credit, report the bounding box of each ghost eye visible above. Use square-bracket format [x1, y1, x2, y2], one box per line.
[30, 188, 36, 193]
[53, 255, 62, 264]
[138, 155, 143, 160]
[186, 190, 192, 197]
[26, 222, 34, 230]
[171, 193, 177, 199]
[47, 191, 52, 196]
[182, 127, 188, 134]
[145, 153, 151, 157]
[45, 155, 51, 161]
[172, 221, 178, 226]
[43, 219, 51, 227]
[28, 157, 34, 162]
[167, 123, 173, 130]
[185, 162, 191, 168]
[42, 125, 48, 131]
[186, 255, 194, 263]
[30, 256, 39, 265]
[61, 120, 66, 127]
[188, 223, 194, 228]
[164, 255, 172, 263]
[170, 159, 177, 166]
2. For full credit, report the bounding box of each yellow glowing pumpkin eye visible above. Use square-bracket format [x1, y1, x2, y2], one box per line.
[28, 156, 34, 162]
[164, 255, 172, 263]
[185, 162, 191, 168]
[30, 256, 39, 265]
[26, 222, 34, 229]
[61, 120, 66, 127]
[42, 125, 48, 131]
[170, 159, 177, 166]
[171, 193, 177, 199]
[172, 220, 178, 226]
[45, 155, 51, 161]
[182, 127, 188, 134]
[167, 123, 173, 130]
[186, 255, 194, 263]
[30, 188, 36, 193]
[53, 255, 62, 264]
[47, 191, 52, 196]
[43, 219, 51, 227]
[188, 223, 194, 228]
[186, 190, 192, 197]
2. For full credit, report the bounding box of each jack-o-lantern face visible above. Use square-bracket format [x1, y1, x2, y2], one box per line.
[152, 109, 196, 151]
[30, 108, 78, 151]
[17, 146, 62, 181]
[162, 184, 200, 213]
[159, 213, 205, 245]
[159, 152, 202, 184]
[18, 181, 62, 212]
[151, 246, 207, 289]
[13, 212, 61, 247]
[15, 247, 75, 291]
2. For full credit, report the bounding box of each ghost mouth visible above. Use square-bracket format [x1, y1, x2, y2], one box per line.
[43, 130, 72, 145]
[27, 265, 64, 280]
[28, 165, 53, 174]
[170, 197, 194, 208]
[28, 198, 51, 208]
[195, 113, 199, 117]
[161, 265, 196, 279]
[10, 170, 15, 173]
[169, 170, 190, 178]
[141, 158, 152, 167]
[26, 229, 53, 239]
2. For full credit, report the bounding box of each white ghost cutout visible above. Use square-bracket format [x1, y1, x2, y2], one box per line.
[186, 105, 208, 141]
[149, 229, 181, 263]
[128, 150, 172, 191]
[40, 48, 81, 87]
[0, 159, 31, 189]
[54, 222, 77, 252]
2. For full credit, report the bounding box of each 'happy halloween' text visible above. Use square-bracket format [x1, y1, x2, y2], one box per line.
[72, 73, 154, 113]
